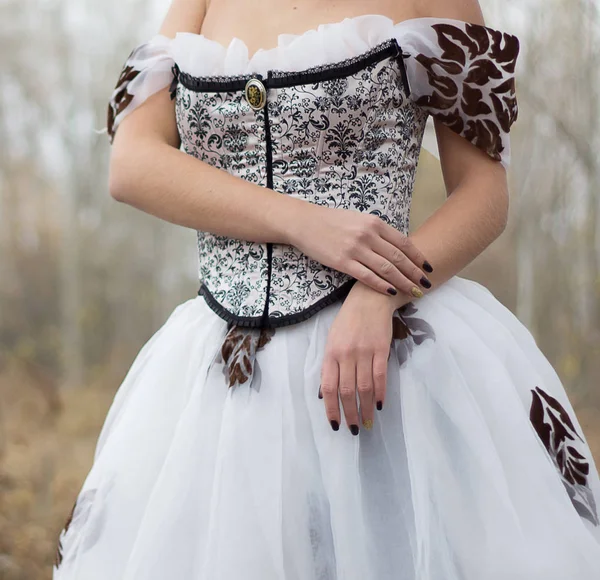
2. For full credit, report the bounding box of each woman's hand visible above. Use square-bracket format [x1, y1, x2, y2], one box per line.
[287, 204, 433, 300]
[318, 282, 410, 434]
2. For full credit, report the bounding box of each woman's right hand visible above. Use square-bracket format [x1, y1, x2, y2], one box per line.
[288, 203, 434, 299]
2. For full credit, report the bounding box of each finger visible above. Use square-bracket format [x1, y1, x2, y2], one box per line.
[320, 354, 341, 432]
[338, 355, 360, 435]
[379, 224, 434, 275]
[371, 237, 432, 290]
[372, 350, 389, 412]
[356, 248, 425, 300]
[356, 352, 375, 431]
[345, 260, 401, 297]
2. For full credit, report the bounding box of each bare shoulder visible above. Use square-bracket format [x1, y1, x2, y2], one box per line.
[417, 0, 485, 24]
[159, 0, 207, 37]
[110, 0, 207, 153]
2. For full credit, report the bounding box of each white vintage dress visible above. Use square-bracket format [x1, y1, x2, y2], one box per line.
[53, 15, 600, 580]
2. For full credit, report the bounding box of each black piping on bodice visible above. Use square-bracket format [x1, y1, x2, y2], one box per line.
[170, 38, 428, 329]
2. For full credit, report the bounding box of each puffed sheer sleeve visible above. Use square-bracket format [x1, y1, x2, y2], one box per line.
[106, 35, 176, 143]
[396, 18, 520, 168]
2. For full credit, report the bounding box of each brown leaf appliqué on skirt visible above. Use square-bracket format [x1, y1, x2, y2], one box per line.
[54, 498, 77, 568]
[215, 324, 276, 389]
[390, 302, 436, 366]
[54, 488, 98, 569]
[530, 386, 599, 526]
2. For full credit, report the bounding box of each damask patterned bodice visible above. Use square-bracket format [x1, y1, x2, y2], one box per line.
[172, 40, 428, 327]
[106, 16, 520, 329]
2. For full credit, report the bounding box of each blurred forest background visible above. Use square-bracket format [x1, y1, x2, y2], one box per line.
[0, 0, 599, 578]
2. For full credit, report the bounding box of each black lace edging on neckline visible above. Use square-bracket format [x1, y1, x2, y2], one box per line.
[172, 38, 410, 95]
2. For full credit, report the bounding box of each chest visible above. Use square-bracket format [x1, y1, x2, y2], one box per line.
[200, 0, 420, 59]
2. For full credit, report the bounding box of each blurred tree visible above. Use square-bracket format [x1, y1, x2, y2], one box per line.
[506, 0, 600, 404]
[0, 0, 197, 393]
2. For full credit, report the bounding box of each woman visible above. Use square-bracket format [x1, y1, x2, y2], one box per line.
[53, 0, 600, 578]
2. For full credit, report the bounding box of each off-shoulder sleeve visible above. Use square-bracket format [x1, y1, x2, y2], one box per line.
[106, 35, 175, 143]
[396, 18, 520, 167]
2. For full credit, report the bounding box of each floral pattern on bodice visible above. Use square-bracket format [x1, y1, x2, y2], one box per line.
[175, 87, 270, 319]
[175, 46, 428, 324]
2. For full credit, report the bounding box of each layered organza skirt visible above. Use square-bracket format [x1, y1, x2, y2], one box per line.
[52, 276, 600, 580]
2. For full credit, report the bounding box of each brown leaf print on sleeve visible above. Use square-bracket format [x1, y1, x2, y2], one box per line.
[461, 85, 491, 117]
[215, 324, 276, 390]
[530, 386, 599, 526]
[107, 62, 141, 143]
[489, 29, 520, 72]
[434, 24, 477, 65]
[464, 58, 503, 86]
[412, 22, 519, 163]
[464, 23, 491, 56]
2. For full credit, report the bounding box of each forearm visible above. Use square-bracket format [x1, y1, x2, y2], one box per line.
[108, 137, 303, 245]
[385, 174, 509, 310]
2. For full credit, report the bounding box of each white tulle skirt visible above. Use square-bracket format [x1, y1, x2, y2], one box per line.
[52, 276, 600, 580]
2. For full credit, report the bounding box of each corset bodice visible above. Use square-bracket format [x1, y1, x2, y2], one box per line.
[106, 14, 520, 328]
[172, 40, 428, 327]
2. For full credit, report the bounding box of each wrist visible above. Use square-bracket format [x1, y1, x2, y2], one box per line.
[350, 280, 411, 313]
[388, 291, 413, 311]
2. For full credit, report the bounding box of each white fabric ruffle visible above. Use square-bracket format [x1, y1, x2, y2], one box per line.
[169, 15, 474, 77]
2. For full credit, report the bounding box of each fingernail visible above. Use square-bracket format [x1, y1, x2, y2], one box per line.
[387, 287, 397, 296]
[350, 424, 359, 436]
[363, 418, 373, 430]
[420, 276, 432, 289]
[330, 420, 339, 431]
[411, 287, 424, 299]
[423, 261, 433, 273]
[376, 400, 383, 411]
[318, 385, 323, 399]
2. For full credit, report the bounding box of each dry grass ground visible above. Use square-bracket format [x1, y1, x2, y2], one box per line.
[0, 368, 117, 580]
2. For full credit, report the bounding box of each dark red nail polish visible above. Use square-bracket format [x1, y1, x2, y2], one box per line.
[420, 277, 432, 289]
[423, 261, 433, 273]
[330, 420, 340, 431]
[376, 401, 383, 411]
[318, 385, 323, 399]
[387, 287, 397, 296]
[350, 424, 359, 436]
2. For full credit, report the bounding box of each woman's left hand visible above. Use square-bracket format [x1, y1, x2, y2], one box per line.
[319, 282, 409, 435]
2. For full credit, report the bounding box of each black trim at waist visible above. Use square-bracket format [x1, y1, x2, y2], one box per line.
[198, 278, 358, 329]
[173, 38, 409, 94]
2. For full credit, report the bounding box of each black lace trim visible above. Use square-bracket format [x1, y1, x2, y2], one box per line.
[269, 38, 402, 88]
[174, 38, 408, 93]
[198, 278, 358, 329]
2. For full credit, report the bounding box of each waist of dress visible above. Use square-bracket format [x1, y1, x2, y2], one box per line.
[196, 235, 358, 329]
